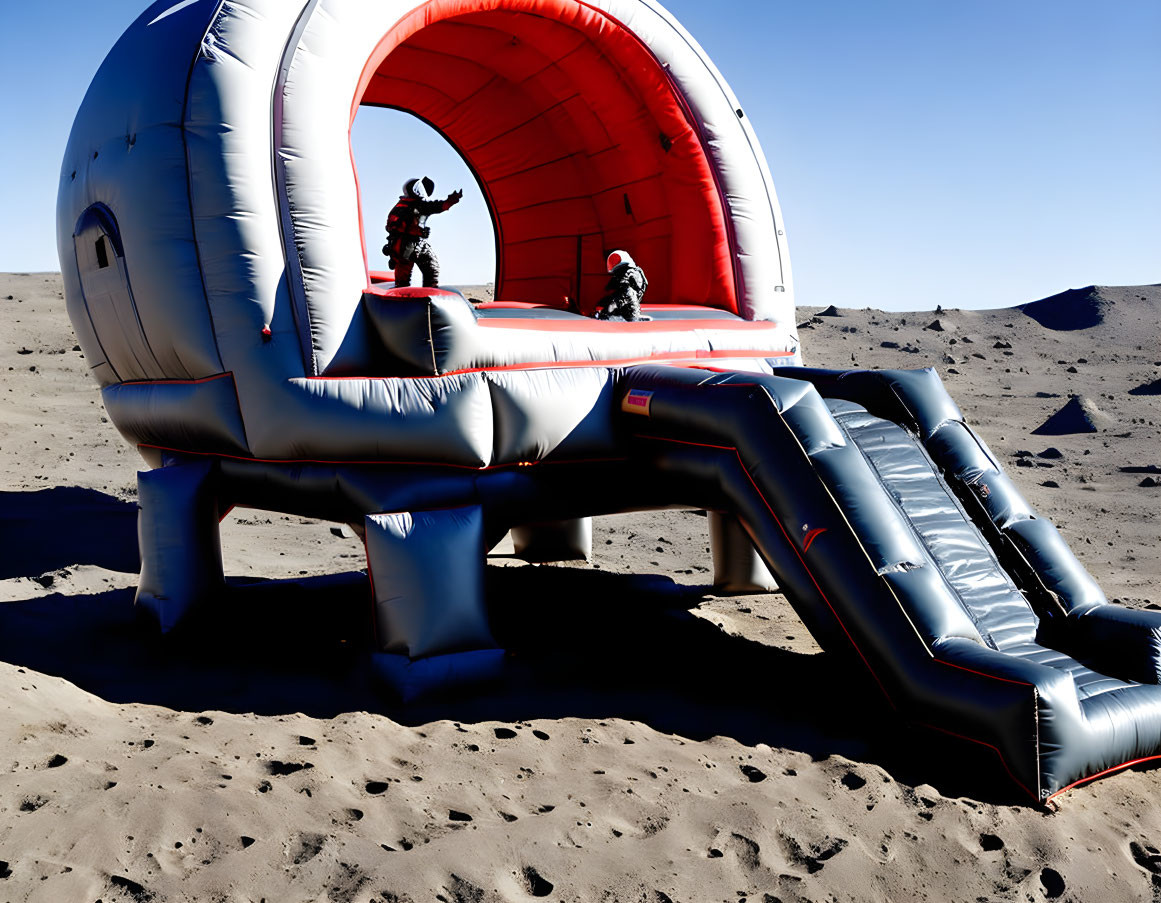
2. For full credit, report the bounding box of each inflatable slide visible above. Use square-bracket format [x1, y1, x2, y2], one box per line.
[57, 0, 1161, 803]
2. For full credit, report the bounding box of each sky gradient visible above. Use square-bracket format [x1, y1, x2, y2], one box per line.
[3, 0, 1157, 311]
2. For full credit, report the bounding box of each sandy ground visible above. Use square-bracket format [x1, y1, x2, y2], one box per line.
[1, 272, 1159, 902]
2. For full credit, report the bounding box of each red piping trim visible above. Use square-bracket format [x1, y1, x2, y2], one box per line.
[474, 302, 745, 313]
[639, 426, 1050, 799]
[638, 432, 894, 706]
[475, 301, 561, 310]
[476, 318, 778, 334]
[442, 350, 794, 375]
[138, 443, 626, 472]
[349, 0, 738, 313]
[923, 723, 1038, 801]
[932, 657, 1035, 687]
[305, 349, 794, 381]
[693, 364, 794, 374]
[803, 527, 827, 552]
[1046, 753, 1161, 805]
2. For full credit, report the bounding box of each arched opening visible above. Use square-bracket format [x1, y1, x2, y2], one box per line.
[351, 106, 497, 290]
[351, 0, 738, 315]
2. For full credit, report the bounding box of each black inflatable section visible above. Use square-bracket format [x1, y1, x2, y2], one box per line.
[615, 365, 1161, 802]
[132, 364, 1161, 802]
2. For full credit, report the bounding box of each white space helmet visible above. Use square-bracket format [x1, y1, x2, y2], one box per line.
[403, 176, 435, 200]
[606, 249, 635, 272]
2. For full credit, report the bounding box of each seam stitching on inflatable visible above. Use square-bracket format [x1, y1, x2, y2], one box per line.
[273, 0, 325, 376]
[298, 349, 795, 380]
[114, 371, 235, 387]
[931, 658, 1033, 687]
[68, 227, 122, 383]
[637, 430, 894, 707]
[179, 0, 230, 376]
[836, 409, 1000, 648]
[426, 303, 440, 375]
[638, 404, 1041, 802]
[137, 443, 626, 471]
[646, 0, 786, 276]
[1033, 686, 1043, 800]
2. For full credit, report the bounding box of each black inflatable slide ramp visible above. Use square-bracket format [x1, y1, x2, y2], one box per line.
[617, 364, 1161, 803]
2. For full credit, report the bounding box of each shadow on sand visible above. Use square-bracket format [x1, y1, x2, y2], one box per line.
[0, 487, 140, 579]
[0, 538, 1029, 803]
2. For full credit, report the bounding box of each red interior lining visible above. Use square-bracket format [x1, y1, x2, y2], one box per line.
[352, 0, 736, 316]
[475, 301, 559, 309]
[476, 317, 779, 333]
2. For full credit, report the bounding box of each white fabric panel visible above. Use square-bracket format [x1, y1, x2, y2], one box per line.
[601, 0, 796, 329]
[366, 506, 497, 657]
[276, 0, 414, 375]
[61, 0, 803, 461]
[272, 373, 495, 466]
[275, 0, 800, 375]
[56, 0, 226, 383]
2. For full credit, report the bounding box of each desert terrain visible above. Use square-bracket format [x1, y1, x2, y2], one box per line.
[1, 272, 1159, 902]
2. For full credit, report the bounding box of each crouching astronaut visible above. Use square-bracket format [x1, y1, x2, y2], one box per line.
[384, 177, 462, 287]
[596, 250, 650, 321]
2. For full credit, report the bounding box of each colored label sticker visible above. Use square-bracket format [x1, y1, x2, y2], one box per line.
[803, 526, 828, 552]
[622, 389, 653, 416]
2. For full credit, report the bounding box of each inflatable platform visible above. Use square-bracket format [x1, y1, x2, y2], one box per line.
[58, 0, 1161, 803]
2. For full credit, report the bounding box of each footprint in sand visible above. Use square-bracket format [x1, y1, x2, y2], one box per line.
[288, 833, 327, 865]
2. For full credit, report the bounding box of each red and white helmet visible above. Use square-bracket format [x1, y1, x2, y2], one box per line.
[606, 249, 635, 272]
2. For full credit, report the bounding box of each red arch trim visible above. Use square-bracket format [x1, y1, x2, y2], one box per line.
[349, 0, 738, 315]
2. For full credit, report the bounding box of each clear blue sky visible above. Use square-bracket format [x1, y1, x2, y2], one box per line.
[2, 0, 1157, 311]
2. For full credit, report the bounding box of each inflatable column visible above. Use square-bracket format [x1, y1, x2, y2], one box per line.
[365, 506, 504, 700]
[135, 459, 224, 632]
[710, 512, 779, 593]
[511, 518, 593, 563]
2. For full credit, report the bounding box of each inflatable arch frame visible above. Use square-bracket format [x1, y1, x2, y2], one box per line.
[59, 0, 1161, 803]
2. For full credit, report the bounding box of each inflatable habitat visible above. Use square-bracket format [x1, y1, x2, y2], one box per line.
[58, 0, 1161, 804]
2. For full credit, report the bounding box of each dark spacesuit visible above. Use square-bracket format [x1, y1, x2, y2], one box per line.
[383, 176, 462, 287]
[597, 250, 650, 321]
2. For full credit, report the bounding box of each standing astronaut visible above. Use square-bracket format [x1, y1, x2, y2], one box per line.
[596, 249, 651, 321]
[383, 177, 463, 287]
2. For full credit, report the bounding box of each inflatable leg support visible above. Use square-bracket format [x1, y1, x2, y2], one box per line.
[709, 511, 778, 593]
[511, 517, 593, 563]
[366, 505, 502, 699]
[371, 649, 506, 704]
[135, 459, 224, 632]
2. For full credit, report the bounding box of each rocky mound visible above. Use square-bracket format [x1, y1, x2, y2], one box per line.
[1129, 378, 1161, 397]
[1019, 286, 1115, 331]
[1032, 395, 1114, 435]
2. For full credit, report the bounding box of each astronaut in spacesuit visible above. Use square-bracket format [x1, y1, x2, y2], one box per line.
[383, 176, 463, 287]
[596, 249, 650, 321]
